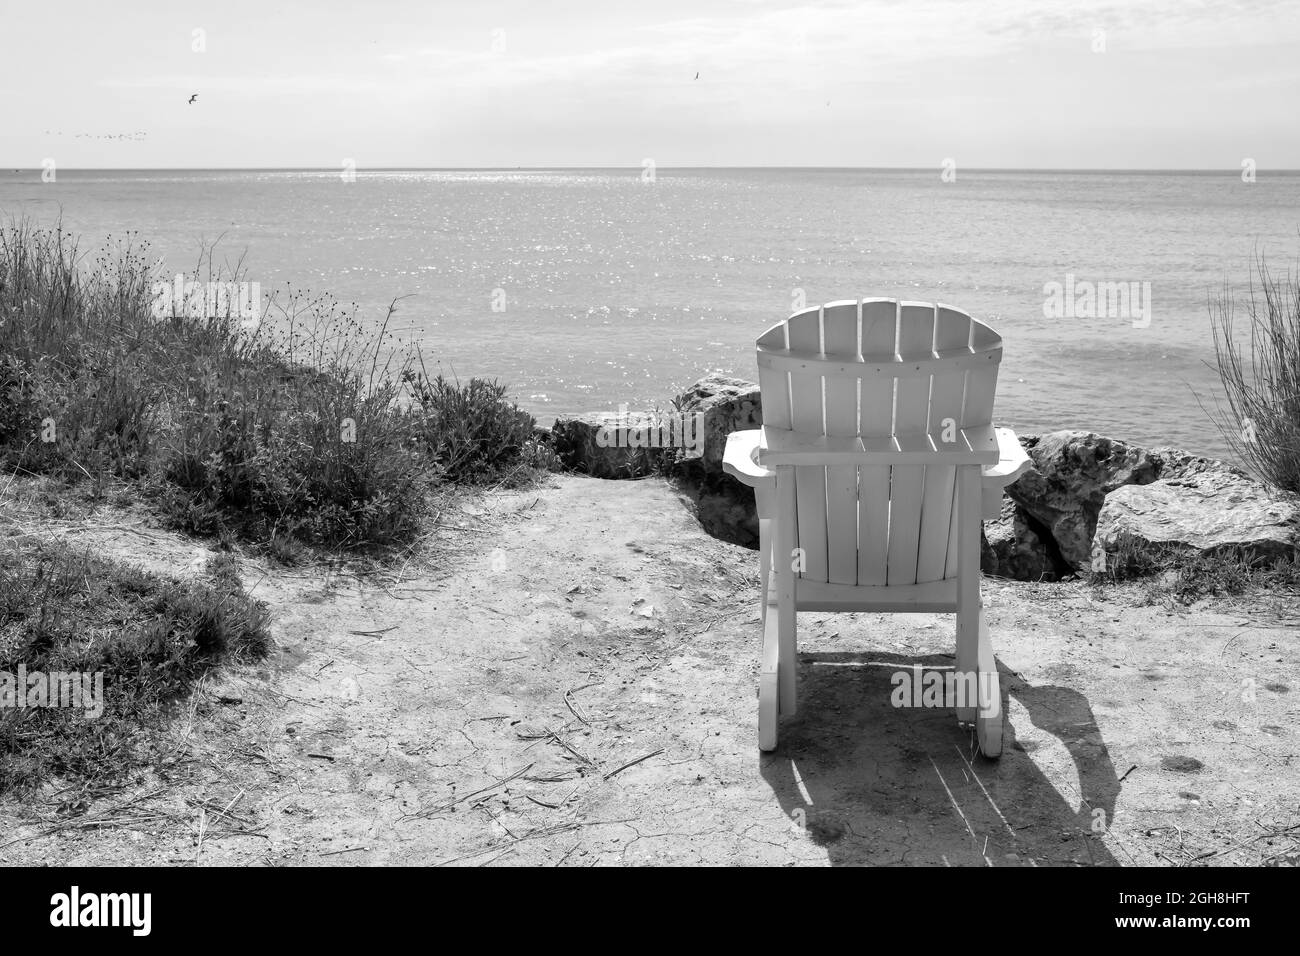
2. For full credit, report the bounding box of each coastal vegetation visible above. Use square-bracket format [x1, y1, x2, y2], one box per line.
[0, 538, 268, 794]
[1207, 253, 1300, 495]
[0, 218, 554, 548]
[0, 217, 553, 792]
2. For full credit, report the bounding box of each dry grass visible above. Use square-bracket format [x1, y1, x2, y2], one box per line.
[1203, 253, 1300, 494]
[0, 536, 271, 795]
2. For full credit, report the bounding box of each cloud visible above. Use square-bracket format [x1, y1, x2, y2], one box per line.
[89, 0, 1300, 111]
[386, 0, 1300, 97]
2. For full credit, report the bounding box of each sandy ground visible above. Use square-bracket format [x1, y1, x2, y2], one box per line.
[1, 473, 1298, 867]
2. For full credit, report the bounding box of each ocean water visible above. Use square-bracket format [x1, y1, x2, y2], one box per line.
[4, 167, 1299, 458]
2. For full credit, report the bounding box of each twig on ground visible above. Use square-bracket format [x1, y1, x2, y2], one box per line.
[411, 762, 534, 818]
[320, 846, 369, 857]
[602, 748, 664, 781]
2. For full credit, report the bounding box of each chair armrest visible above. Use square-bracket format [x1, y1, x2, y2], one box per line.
[980, 427, 1032, 519]
[757, 426, 1000, 467]
[981, 427, 1032, 485]
[722, 430, 775, 487]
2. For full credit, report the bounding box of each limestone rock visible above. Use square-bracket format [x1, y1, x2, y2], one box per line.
[981, 499, 1058, 581]
[1094, 470, 1300, 568]
[674, 374, 762, 474]
[1008, 431, 1158, 571]
[688, 470, 760, 549]
[550, 413, 670, 479]
[1149, 446, 1247, 481]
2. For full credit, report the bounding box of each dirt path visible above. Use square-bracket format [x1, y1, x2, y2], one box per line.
[2, 474, 1298, 866]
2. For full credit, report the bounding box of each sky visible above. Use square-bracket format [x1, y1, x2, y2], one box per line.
[2, 0, 1299, 169]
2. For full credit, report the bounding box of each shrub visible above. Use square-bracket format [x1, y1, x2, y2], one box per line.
[0, 218, 437, 549]
[160, 364, 433, 547]
[404, 371, 539, 484]
[0, 223, 162, 479]
[1205, 254, 1300, 493]
[0, 216, 550, 551]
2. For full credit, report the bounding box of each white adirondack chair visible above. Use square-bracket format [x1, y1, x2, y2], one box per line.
[722, 298, 1031, 756]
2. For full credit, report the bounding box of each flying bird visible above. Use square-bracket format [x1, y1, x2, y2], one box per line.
[694, 72, 699, 80]
[188, 93, 198, 105]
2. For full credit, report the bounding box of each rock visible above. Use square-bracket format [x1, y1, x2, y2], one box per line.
[1008, 431, 1158, 571]
[980, 499, 1059, 581]
[674, 374, 762, 474]
[550, 413, 672, 479]
[657, 375, 762, 543]
[1094, 470, 1300, 569]
[696, 473, 759, 548]
[1149, 446, 1246, 481]
[671, 460, 759, 547]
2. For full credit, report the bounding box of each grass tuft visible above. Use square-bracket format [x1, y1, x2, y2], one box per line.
[0, 538, 270, 795]
[1088, 540, 1300, 606]
[1203, 252, 1300, 494]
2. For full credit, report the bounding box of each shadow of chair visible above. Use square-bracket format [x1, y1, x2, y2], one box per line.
[759, 647, 1123, 866]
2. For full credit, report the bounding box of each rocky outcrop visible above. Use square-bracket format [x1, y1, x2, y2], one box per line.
[548, 376, 759, 537]
[1007, 431, 1159, 571]
[551, 379, 1299, 579]
[1149, 446, 1248, 481]
[658, 375, 767, 545]
[673, 375, 762, 474]
[1095, 470, 1300, 569]
[550, 414, 670, 479]
[673, 462, 760, 548]
[980, 498, 1061, 581]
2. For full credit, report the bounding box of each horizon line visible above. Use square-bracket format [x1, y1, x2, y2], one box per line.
[2, 165, 1296, 174]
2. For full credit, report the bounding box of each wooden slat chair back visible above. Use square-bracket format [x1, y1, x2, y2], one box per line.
[725, 296, 1030, 754]
[755, 298, 1001, 589]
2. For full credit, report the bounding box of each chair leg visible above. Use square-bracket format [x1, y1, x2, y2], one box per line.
[774, 472, 798, 718]
[955, 463, 1002, 756]
[758, 610, 779, 752]
[974, 610, 1003, 758]
[955, 466, 982, 728]
[955, 606, 978, 726]
[757, 515, 780, 751]
[777, 591, 797, 717]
